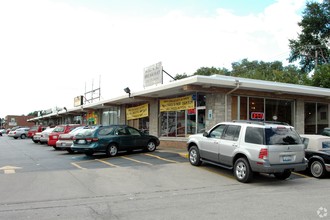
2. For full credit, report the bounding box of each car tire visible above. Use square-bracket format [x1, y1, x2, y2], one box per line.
[67, 149, 74, 154]
[146, 140, 156, 152]
[188, 146, 202, 166]
[20, 134, 26, 139]
[310, 160, 325, 178]
[32, 140, 38, 143]
[106, 144, 118, 157]
[53, 146, 59, 150]
[274, 170, 291, 180]
[234, 157, 253, 183]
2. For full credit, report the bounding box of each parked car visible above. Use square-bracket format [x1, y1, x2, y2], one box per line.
[55, 126, 87, 153]
[48, 124, 82, 148]
[321, 128, 330, 136]
[0, 129, 6, 136]
[38, 127, 55, 144]
[28, 125, 46, 138]
[8, 127, 30, 139]
[187, 120, 308, 183]
[71, 125, 160, 157]
[300, 134, 330, 178]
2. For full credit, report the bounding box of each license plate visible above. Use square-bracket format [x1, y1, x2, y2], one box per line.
[77, 140, 86, 144]
[282, 155, 292, 162]
[61, 143, 66, 147]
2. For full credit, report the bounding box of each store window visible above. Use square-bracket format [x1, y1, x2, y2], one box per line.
[305, 102, 329, 134]
[265, 99, 293, 125]
[249, 97, 264, 120]
[126, 104, 149, 133]
[160, 94, 206, 137]
[232, 96, 294, 124]
[102, 107, 120, 125]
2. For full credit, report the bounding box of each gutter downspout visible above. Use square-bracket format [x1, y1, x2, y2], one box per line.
[225, 80, 241, 121]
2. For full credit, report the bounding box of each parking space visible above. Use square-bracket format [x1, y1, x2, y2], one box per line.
[70, 151, 188, 170]
[0, 136, 318, 182]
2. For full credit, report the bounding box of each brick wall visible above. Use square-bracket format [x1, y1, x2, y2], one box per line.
[5, 115, 35, 129]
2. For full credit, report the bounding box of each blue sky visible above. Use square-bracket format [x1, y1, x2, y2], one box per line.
[59, 0, 286, 16]
[0, 0, 308, 116]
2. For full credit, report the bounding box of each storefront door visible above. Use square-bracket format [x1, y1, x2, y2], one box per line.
[196, 107, 206, 133]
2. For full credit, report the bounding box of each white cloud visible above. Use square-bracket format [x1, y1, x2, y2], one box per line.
[0, 0, 306, 116]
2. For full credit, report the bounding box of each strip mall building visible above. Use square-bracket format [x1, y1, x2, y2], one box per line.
[29, 75, 330, 147]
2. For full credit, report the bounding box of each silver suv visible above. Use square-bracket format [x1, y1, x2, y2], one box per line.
[187, 121, 308, 183]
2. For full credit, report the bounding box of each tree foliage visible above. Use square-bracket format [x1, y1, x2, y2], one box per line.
[230, 59, 307, 84]
[288, 1, 330, 73]
[193, 67, 230, 76]
[311, 63, 330, 88]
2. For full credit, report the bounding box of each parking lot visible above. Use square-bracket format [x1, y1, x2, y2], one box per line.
[0, 135, 330, 219]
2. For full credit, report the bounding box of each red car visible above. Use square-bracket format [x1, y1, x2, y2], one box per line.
[48, 124, 82, 149]
[28, 125, 46, 138]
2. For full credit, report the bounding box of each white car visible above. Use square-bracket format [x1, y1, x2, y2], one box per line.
[39, 127, 55, 144]
[300, 134, 330, 178]
[8, 127, 30, 139]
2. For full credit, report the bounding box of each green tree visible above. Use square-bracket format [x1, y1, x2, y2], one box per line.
[288, 1, 330, 73]
[193, 66, 229, 76]
[174, 73, 190, 80]
[230, 59, 307, 84]
[310, 64, 330, 87]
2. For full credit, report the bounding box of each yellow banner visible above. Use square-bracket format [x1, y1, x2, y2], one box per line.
[126, 103, 149, 120]
[160, 96, 195, 112]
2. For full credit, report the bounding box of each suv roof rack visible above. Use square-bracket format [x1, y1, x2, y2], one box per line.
[232, 120, 290, 126]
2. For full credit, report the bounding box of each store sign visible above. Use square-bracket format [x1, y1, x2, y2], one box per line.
[126, 103, 149, 120]
[251, 112, 264, 120]
[143, 62, 163, 87]
[74, 96, 84, 107]
[160, 96, 195, 112]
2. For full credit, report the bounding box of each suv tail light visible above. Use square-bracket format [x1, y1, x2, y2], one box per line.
[258, 148, 268, 160]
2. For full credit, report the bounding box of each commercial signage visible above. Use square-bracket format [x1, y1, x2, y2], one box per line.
[160, 96, 195, 112]
[143, 62, 163, 87]
[74, 96, 84, 107]
[251, 112, 264, 120]
[126, 103, 149, 120]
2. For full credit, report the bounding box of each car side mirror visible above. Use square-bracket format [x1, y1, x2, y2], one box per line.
[203, 131, 209, 137]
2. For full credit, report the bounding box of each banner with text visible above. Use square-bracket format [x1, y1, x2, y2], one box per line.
[126, 103, 149, 120]
[160, 96, 195, 112]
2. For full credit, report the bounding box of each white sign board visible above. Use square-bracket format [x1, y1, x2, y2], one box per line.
[143, 62, 163, 87]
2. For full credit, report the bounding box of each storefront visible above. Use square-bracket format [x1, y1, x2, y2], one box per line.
[28, 75, 330, 142]
[159, 94, 206, 137]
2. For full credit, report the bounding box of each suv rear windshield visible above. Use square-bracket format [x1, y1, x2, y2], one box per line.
[245, 126, 302, 145]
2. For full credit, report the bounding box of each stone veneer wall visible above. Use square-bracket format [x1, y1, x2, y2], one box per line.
[149, 99, 159, 137]
[295, 99, 305, 134]
[205, 93, 226, 130]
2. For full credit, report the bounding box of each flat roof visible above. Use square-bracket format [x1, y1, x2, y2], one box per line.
[29, 75, 330, 121]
